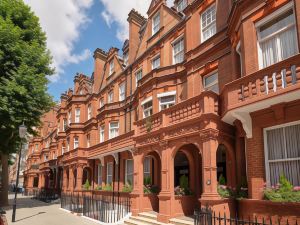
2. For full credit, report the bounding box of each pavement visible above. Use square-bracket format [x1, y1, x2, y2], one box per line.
[3, 194, 100, 225]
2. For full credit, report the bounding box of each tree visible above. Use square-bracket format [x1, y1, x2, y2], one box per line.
[0, 0, 54, 206]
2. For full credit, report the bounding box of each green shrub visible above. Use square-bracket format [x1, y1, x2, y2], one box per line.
[180, 175, 189, 190]
[217, 185, 232, 198]
[218, 174, 226, 185]
[103, 184, 113, 191]
[264, 175, 300, 202]
[174, 175, 193, 196]
[122, 183, 133, 193]
[144, 176, 151, 186]
[83, 180, 91, 190]
[95, 185, 102, 191]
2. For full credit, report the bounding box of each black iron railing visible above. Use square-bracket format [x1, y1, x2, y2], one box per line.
[194, 207, 299, 225]
[28, 188, 60, 202]
[61, 192, 131, 224]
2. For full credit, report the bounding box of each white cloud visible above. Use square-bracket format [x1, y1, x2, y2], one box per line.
[99, 0, 173, 42]
[24, 0, 94, 82]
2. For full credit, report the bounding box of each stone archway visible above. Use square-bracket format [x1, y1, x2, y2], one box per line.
[142, 151, 161, 213]
[172, 143, 202, 216]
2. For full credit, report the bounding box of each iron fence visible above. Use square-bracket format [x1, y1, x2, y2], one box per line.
[61, 192, 131, 224]
[194, 207, 299, 225]
[31, 188, 60, 202]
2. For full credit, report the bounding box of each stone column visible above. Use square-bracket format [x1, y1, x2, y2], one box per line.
[69, 168, 74, 191]
[131, 150, 143, 216]
[62, 168, 68, 191]
[200, 130, 220, 200]
[158, 141, 172, 223]
[76, 165, 83, 191]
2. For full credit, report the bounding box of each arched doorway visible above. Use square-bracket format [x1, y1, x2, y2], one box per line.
[217, 145, 227, 184]
[173, 144, 202, 216]
[82, 167, 92, 185]
[143, 151, 161, 212]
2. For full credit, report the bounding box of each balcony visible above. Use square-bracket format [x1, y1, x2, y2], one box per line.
[222, 54, 300, 138]
[135, 91, 219, 137]
[98, 101, 126, 114]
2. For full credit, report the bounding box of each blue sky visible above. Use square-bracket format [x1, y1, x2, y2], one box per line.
[23, 0, 160, 101]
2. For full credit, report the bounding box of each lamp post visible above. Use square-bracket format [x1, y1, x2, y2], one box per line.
[12, 123, 27, 222]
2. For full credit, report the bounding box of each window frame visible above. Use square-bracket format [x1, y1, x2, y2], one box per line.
[177, 0, 187, 12]
[125, 159, 134, 185]
[203, 71, 219, 94]
[256, 2, 298, 69]
[152, 12, 160, 35]
[141, 97, 153, 118]
[119, 82, 126, 101]
[108, 90, 114, 103]
[97, 164, 102, 185]
[109, 59, 114, 76]
[144, 156, 151, 180]
[75, 108, 80, 123]
[172, 36, 185, 64]
[73, 137, 79, 149]
[68, 111, 72, 125]
[135, 69, 143, 87]
[87, 134, 90, 148]
[87, 104, 92, 120]
[109, 121, 119, 139]
[158, 91, 176, 111]
[100, 98, 104, 108]
[151, 54, 161, 70]
[106, 162, 113, 185]
[100, 125, 105, 143]
[263, 120, 300, 186]
[201, 3, 217, 43]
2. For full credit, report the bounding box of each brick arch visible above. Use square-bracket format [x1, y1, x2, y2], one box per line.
[217, 141, 237, 188]
[82, 166, 92, 185]
[142, 150, 162, 188]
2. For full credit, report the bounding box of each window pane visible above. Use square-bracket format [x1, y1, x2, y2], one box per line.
[267, 128, 285, 160]
[285, 124, 300, 158]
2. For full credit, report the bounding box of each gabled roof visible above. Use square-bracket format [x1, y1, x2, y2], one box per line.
[147, 0, 166, 15]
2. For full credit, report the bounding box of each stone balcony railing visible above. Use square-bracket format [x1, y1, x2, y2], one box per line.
[62, 147, 88, 162]
[98, 100, 126, 114]
[135, 91, 219, 136]
[222, 54, 300, 114]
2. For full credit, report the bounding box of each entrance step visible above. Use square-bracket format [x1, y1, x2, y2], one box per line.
[124, 212, 168, 225]
[138, 211, 158, 220]
[169, 216, 194, 225]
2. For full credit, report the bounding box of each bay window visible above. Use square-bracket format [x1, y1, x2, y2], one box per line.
[203, 72, 219, 94]
[264, 121, 300, 186]
[119, 82, 125, 101]
[158, 91, 176, 111]
[152, 55, 160, 70]
[257, 3, 298, 69]
[125, 159, 134, 185]
[142, 97, 153, 118]
[109, 122, 119, 139]
[108, 91, 114, 103]
[100, 125, 105, 143]
[201, 4, 216, 42]
[87, 104, 92, 120]
[74, 137, 79, 149]
[75, 108, 80, 123]
[172, 37, 184, 64]
[135, 69, 143, 87]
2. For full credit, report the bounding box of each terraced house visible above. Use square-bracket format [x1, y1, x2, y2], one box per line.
[24, 0, 300, 223]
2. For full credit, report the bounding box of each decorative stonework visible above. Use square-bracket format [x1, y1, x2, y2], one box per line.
[168, 124, 200, 138]
[199, 128, 220, 142]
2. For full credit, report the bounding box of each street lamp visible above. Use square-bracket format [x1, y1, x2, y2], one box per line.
[12, 123, 27, 222]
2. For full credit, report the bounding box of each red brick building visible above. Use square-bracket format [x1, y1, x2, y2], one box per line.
[24, 0, 300, 223]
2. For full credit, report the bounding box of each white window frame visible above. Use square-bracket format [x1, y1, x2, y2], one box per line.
[135, 69, 143, 87]
[108, 91, 114, 103]
[144, 156, 151, 179]
[87, 104, 92, 120]
[177, 0, 187, 12]
[256, 2, 298, 69]
[125, 159, 134, 185]
[141, 97, 153, 118]
[109, 122, 119, 139]
[68, 111, 72, 125]
[172, 36, 185, 64]
[100, 125, 105, 143]
[109, 60, 114, 76]
[263, 120, 300, 186]
[201, 4, 216, 43]
[119, 82, 126, 101]
[106, 162, 113, 185]
[152, 12, 160, 35]
[97, 164, 102, 185]
[75, 108, 80, 123]
[158, 91, 176, 111]
[203, 71, 219, 93]
[62, 145, 66, 155]
[236, 41, 243, 76]
[100, 98, 104, 108]
[63, 119, 67, 131]
[151, 54, 161, 70]
[74, 137, 79, 149]
[67, 138, 70, 151]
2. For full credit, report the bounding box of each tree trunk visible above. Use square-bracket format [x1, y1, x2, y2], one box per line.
[0, 153, 9, 207]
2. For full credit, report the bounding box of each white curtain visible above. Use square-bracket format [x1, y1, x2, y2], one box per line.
[266, 124, 300, 186]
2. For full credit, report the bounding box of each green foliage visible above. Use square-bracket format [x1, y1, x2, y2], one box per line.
[144, 176, 151, 186]
[0, 0, 54, 155]
[174, 175, 192, 196]
[218, 174, 226, 185]
[95, 185, 102, 191]
[180, 175, 189, 190]
[103, 184, 113, 191]
[83, 180, 90, 190]
[264, 175, 300, 202]
[122, 183, 133, 193]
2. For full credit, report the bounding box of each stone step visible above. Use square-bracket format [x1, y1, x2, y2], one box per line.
[125, 216, 168, 225]
[169, 217, 194, 225]
[138, 212, 158, 220]
[124, 218, 150, 225]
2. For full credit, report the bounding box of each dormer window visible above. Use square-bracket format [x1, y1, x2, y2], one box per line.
[152, 55, 160, 70]
[152, 12, 160, 35]
[177, 0, 187, 12]
[109, 60, 114, 76]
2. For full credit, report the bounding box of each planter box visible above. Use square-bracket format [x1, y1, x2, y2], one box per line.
[173, 195, 198, 217]
[141, 193, 159, 212]
[238, 199, 300, 222]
